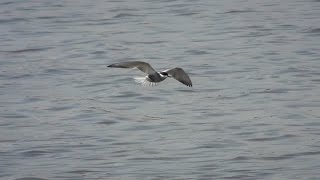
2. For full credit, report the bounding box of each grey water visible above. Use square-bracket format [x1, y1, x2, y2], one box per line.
[1, 0, 320, 179]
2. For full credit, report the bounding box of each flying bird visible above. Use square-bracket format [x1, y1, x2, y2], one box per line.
[107, 61, 192, 87]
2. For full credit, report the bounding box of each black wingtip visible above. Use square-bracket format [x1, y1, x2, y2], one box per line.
[107, 64, 112, 67]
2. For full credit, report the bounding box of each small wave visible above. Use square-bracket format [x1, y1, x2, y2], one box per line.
[253, 88, 289, 94]
[247, 134, 297, 142]
[176, 12, 198, 16]
[21, 150, 49, 157]
[45, 106, 74, 112]
[65, 170, 100, 174]
[112, 92, 141, 98]
[229, 156, 251, 161]
[0, 18, 28, 23]
[0, 1, 14, 5]
[185, 49, 210, 55]
[1, 47, 51, 53]
[113, 13, 144, 18]
[1, 114, 28, 119]
[15, 177, 49, 180]
[122, 40, 168, 45]
[261, 151, 320, 161]
[223, 9, 256, 14]
[137, 96, 163, 101]
[303, 27, 320, 34]
[97, 120, 118, 125]
[9, 74, 33, 79]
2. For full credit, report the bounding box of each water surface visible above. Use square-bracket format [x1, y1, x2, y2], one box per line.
[1, 0, 320, 179]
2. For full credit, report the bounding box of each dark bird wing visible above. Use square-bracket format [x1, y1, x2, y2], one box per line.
[165, 68, 192, 87]
[107, 61, 157, 75]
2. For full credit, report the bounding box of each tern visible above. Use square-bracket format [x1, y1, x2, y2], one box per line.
[107, 61, 192, 87]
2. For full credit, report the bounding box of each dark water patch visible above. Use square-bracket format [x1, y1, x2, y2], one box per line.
[278, 67, 310, 74]
[42, 68, 69, 75]
[65, 169, 100, 174]
[247, 134, 297, 142]
[235, 131, 257, 136]
[111, 92, 141, 98]
[253, 88, 289, 94]
[216, 93, 249, 100]
[176, 89, 196, 93]
[66, 39, 97, 45]
[137, 96, 163, 101]
[246, 25, 266, 29]
[197, 140, 245, 149]
[67, 112, 100, 121]
[97, 120, 118, 125]
[122, 40, 168, 45]
[98, 138, 115, 143]
[22, 96, 43, 103]
[78, 82, 111, 88]
[295, 50, 318, 56]
[185, 49, 210, 55]
[252, 123, 271, 127]
[0, 139, 17, 143]
[65, 53, 88, 59]
[1, 47, 51, 53]
[303, 27, 320, 34]
[142, 115, 164, 121]
[277, 24, 298, 29]
[112, 105, 138, 111]
[262, 51, 280, 56]
[222, 9, 256, 14]
[261, 151, 320, 161]
[0, 1, 14, 5]
[220, 174, 254, 179]
[45, 106, 74, 112]
[124, 124, 160, 131]
[109, 8, 138, 13]
[90, 50, 105, 54]
[245, 31, 272, 37]
[35, 16, 61, 20]
[21, 150, 50, 157]
[175, 12, 198, 16]
[83, 20, 117, 26]
[204, 69, 248, 75]
[8, 73, 34, 79]
[304, 122, 320, 126]
[128, 156, 184, 161]
[0, 18, 29, 23]
[310, 72, 320, 76]
[234, 107, 264, 112]
[15, 178, 49, 180]
[206, 112, 234, 117]
[1, 114, 28, 119]
[202, 88, 223, 92]
[281, 113, 306, 120]
[229, 156, 252, 161]
[113, 13, 145, 18]
[110, 141, 142, 146]
[227, 125, 242, 130]
[286, 103, 320, 108]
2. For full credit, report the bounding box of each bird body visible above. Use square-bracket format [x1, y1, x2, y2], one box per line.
[107, 61, 192, 87]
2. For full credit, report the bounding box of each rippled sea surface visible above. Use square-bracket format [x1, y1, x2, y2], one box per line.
[1, 0, 320, 179]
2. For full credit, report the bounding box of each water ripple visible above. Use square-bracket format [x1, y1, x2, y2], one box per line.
[261, 151, 320, 161]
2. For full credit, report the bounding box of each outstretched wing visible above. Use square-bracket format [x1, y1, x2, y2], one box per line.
[107, 61, 157, 75]
[165, 68, 192, 87]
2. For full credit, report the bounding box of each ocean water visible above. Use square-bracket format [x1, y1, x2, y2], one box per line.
[1, 0, 320, 179]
